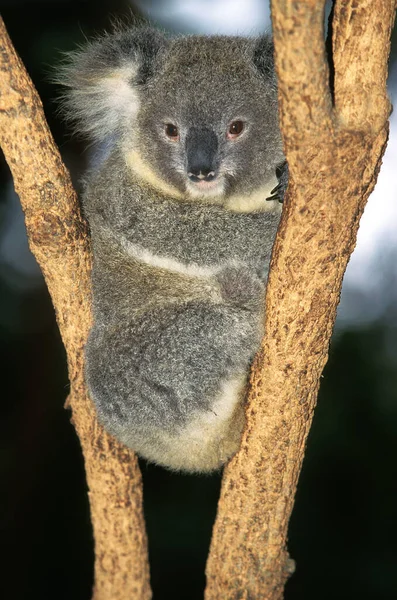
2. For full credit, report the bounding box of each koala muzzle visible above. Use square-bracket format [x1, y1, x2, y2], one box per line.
[186, 127, 218, 182]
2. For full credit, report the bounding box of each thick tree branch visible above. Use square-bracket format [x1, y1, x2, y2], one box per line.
[0, 17, 151, 600]
[205, 1, 395, 598]
[271, 0, 333, 133]
[333, 0, 395, 130]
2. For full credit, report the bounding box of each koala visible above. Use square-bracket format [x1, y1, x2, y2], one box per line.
[60, 25, 287, 473]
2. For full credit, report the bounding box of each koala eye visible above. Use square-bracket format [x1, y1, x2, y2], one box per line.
[165, 123, 179, 141]
[227, 120, 245, 139]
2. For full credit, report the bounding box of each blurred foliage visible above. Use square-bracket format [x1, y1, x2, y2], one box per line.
[0, 1, 396, 599]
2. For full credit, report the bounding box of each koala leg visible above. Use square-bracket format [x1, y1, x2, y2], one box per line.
[85, 299, 262, 471]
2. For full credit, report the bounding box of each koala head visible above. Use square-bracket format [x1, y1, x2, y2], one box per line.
[60, 27, 285, 205]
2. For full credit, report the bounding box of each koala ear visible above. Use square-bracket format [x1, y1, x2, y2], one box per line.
[57, 27, 168, 142]
[252, 35, 276, 83]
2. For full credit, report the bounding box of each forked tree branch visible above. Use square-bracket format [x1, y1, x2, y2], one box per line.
[0, 17, 151, 600]
[205, 1, 395, 598]
[1, 2, 395, 597]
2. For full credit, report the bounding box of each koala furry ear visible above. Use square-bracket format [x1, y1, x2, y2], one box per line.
[252, 35, 276, 84]
[57, 26, 168, 142]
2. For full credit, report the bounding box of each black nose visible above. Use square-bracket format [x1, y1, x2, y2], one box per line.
[186, 127, 218, 182]
[188, 169, 216, 183]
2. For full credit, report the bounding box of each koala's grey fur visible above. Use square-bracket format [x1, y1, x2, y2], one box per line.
[60, 25, 287, 472]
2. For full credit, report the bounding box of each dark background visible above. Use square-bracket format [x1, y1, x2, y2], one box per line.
[1, 1, 397, 599]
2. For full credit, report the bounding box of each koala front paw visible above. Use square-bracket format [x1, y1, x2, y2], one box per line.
[216, 265, 265, 311]
[267, 160, 289, 204]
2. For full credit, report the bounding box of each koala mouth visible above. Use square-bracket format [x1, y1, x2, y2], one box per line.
[192, 179, 219, 190]
[186, 175, 225, 199]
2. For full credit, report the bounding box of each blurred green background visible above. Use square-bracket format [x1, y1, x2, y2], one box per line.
[0, 1, 397, 599]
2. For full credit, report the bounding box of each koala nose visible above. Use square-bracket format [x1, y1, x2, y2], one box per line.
[188, 169, 216, 182]
[186, 127, 218, 182]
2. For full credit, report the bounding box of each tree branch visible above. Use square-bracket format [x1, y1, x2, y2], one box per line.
[0, 17, 151, 600]
[333, 0, 395, 130]
[271, 0, 333, 133]
[205, 1, 395, 598]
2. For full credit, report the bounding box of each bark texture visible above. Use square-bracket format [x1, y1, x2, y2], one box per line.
[0, 18, 151, 600]
[205, 1, 395, 598]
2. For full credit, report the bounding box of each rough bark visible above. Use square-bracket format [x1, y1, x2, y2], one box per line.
[0, 17, 151, 600]
[205, 1, 395, 599]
